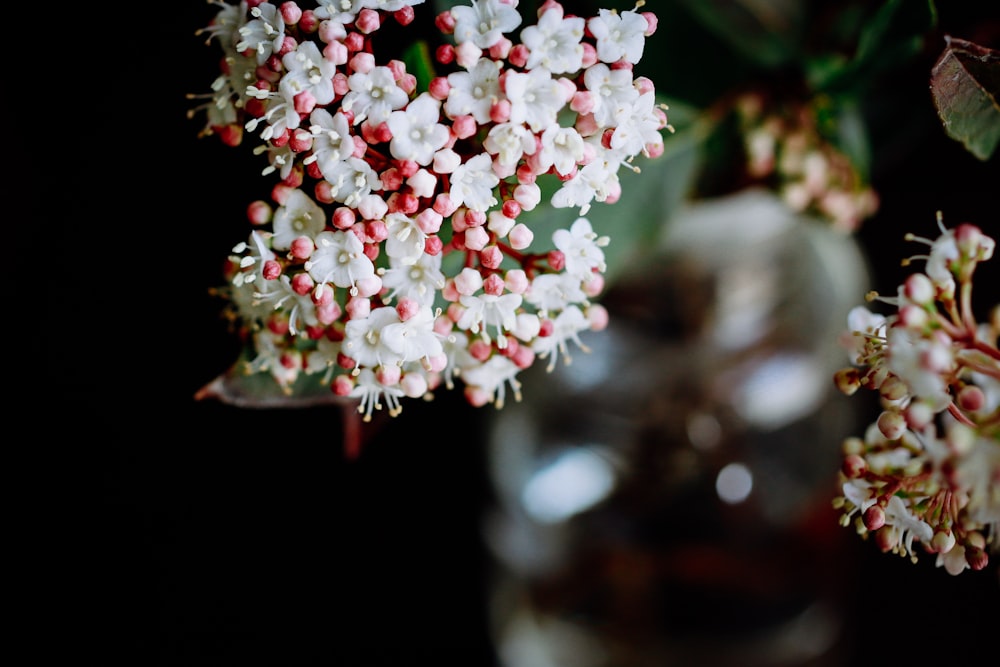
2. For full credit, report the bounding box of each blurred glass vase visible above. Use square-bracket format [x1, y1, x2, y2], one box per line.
[483, 189, 870, 667]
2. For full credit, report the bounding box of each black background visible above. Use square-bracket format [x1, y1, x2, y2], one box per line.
[56, 2, 997, 665]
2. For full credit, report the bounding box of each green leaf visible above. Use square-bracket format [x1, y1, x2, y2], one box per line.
[402, 40, 436, 93]
[195, 352, 358, 409]
[672, 0, 805, 69]
[807, 0, 937, 95]
[930, 36, 1000, 161]
[510, 99, 710, 286]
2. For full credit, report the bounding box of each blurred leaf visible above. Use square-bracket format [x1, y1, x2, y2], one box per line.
[514, 98, 710, 286]
[402, 40, 437, 92]
[195, 354, 358, 409]
[930, 36, 1000, 161]
[673, 0, 804, 69]
[807, 0, 937, 95]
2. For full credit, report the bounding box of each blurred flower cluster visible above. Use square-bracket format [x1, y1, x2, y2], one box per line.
[834, 216, 999, 574]
[736, 93, 879, 233]
[190, 0, 668, 419]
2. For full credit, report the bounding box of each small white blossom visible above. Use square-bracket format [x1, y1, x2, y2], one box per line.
[306, 230, 376, 289]
[451, 0, 523, 49]
[387, 93, 451, 165]
[587, 8, 648, 64]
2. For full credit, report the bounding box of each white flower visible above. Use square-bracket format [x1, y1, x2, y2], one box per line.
[380, 252, 446, 306]
[459, 355, 522, 408]
[252, 274, 318, 335]
[271, 189, 326, 250]
[350, 368, 406, 421]
[308, 108, 355, 174]
[445, 57, 502, 124]
[883, 494, 934, 558]
[344, 306, 407, 368]
[306, 230, 376, 288]
[524, 272, 587, 314]
[587, 8, 648, 64]
[520, 4, 585, 74]
[449, 153, 500, 212]
[583, 63, 639, 127]
[319, 156, 382, 207]
[458, 292, 523, 344]
[843, 305, 886, 364]
[553, 217, 607, 279]
[342, 65, 409, 125]
[886, 326, 955, 412]
[236, 2, 286, 65]
[531, 305, 591, 371]
[504, 69, 566, 133]
[360, 0, 427, 11]
[483, 122, 536, 167]
[280, 40, 337, 106]
[550, 157, 621, 214]
[607, 91, 662, 158]
[537, 125, 585, 176]
[231, 230, 277, 290]
[381, 304, 444, 366]
[387, 93, 451, 165]
[384, 212, 427, 265]
[451, 0, 522, 49]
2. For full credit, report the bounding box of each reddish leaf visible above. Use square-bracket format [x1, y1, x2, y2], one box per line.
[930, 36, 1000, 161]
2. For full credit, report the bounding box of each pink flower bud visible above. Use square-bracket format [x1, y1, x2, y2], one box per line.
[429, 76, 451, 100]
[863, 505, 886, 531]
[332, 207, 355, 230]
[435, 44, 456, 65]
[262, 260, 282, 281]
[289, 128, 313, 152]
[337, 353, 357, 376]
[355, 275, 382, 298]
[247, 200, 272, 225]
[394, 5, 415, 26]
[483, 273, 505, 295]
[841, 453, 867, 478]
[293, 89, 317, 114]
[508, 223, 533, 250]
[332, 374, 354, 395]
[587, 303, 609, 331]
[877, 409, 907, 440]
[490, 99, 512, 124]
[469, 339, 492, 361]
[581, 42, 597, 67]
[292, 272, 314, 295]
[396, 297, 420, 321]
[317, 302, 341, 325]
[323, 40, 348, 65]
[434, 10, 456, 34]
[346, 296, 371, 320]
[482, 243, 504, 270]
[424, 235, 443, 255]
[355, 9, 381, 34]
[452, 114, 477, 139]
[465, 227, 490, 251]
[401, 372, 428, 398]
[583, 273, 605, 298]
[548, 250, 566, 272]
[417, 209, 443, 234]
[455, 267, 484, 295]
[299, 10, 319, 33]
[377, 364, 401, 386]
[508, 43, 529, 68]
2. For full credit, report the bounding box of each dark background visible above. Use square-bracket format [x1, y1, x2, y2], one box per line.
[57, 1, 997, 665]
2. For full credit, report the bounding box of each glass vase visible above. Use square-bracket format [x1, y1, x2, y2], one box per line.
[482, 189, 871, 667]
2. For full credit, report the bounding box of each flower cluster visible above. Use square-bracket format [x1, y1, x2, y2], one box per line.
[832, 214, 999, 574]
[191, 0, 668, 420]
[736, 93, 879, 233]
